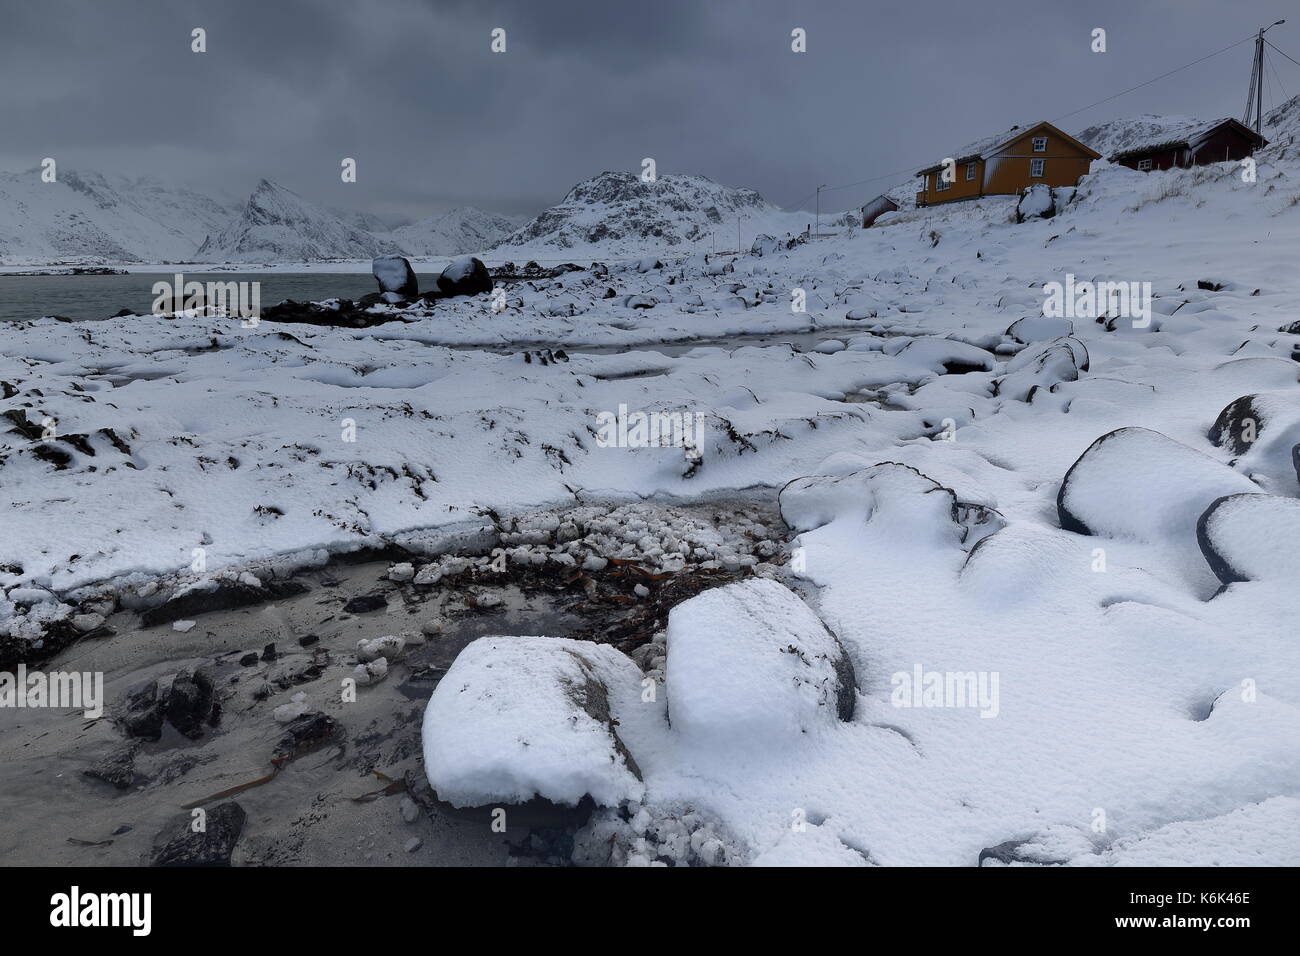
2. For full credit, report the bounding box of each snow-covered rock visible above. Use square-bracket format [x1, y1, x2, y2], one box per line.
[422, 636, 644, 808]
[1197, 493, 1300, 585]
[1207, 392, 1300, 493]
[1006, 316, 1073, 343]
[436, 255, 491, 297]
[1016, 183, 1055, 221]
[372, 255, 418, 299]
[993, 336, 1086, 401]
[1057, 427, 1259, 547]
[665, 578, 855, 746]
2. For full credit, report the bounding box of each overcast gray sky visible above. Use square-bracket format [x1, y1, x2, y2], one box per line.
[2, 0, 1297, 223]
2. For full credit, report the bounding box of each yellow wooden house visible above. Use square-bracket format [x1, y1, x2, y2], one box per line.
[916, 121, 1101, 207]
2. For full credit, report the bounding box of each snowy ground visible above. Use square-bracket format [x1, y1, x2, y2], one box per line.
[3, 152, 1299, 866]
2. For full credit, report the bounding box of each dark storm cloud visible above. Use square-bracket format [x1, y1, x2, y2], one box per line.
[1, 0, 1294, 222]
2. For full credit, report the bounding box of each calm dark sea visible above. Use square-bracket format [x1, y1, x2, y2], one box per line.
[0, 272, 444, 323]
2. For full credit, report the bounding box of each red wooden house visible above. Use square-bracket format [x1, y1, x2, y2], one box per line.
[1110, 118, 1267, 171]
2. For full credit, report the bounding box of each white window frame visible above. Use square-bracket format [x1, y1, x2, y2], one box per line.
[936, 175, 951, 192]
[1032, 136, 1048, 152]
[1137, 158, 1153, 171]
[965, 162, 977, 181]
[1030, 158, 1046, 178]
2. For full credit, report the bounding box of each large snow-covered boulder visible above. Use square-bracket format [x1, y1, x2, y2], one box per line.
[1006, 316, 1073, 343]
[1207, 392, 1300, 492]
[422, 636, 644, 808]
[436, 255, 492, 297]
[372, 255, 418, 299]
[886, 336, 996, 377]
[1196, 493, 1300, 585]
[993, 336, 1088, 401]
[779, 461, 1000, 550]
[1057, 427, 1259, 543]
[665, 578, 855, 746]
[1016, 183, 1055, 221]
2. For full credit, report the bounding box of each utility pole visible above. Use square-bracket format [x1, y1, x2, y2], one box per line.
[1244, 20, 1285, 132]
[815, 184, 826, 236]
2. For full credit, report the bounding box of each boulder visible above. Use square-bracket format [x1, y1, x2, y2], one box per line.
[1057, 427, 1258, 544]
[422, 636, 644, 808]
[372, 255, 418, 299]
[1196, 493, 1300, 584]
[665, 578, 856, 747]
[1016, 183, 1055, 221]
[151, 801, 246, 866]
[436, 255, 492, 297]
[992, 336, 1087, 401]
[1207, 392, 1300, 492]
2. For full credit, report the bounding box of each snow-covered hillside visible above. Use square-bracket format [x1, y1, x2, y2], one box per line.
[391, 207, 523, 256]
[0, 168, 237, 264]
[1075, 113, 1214, 159]
[197, 179, 401, 263]
[495, 171, 851, 259]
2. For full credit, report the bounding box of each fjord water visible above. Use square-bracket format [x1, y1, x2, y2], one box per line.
[0, 272, 439, 323]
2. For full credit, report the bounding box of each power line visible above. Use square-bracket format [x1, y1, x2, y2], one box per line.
[811, 31, 1260, 204]
[1265, 37, 1300, 70]
[1051, 32, 1257, 124]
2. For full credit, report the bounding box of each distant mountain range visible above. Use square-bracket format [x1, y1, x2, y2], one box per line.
[0, 167, 852, 265]
[0, 168, 238, 263]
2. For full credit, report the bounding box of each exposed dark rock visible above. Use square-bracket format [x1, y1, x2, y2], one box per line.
[272, 712, 341, 766]
[140, 579, 308, 627]
[164, 668, 217, 739]
[342, 593, 387, 614]
[83, 745, 137, 789]
[119, 680, 166, 740]
[436, 256, 492, 297]
[978, 838, 1068, 867]
[119, 666, 217, 741]
[151, 801, 246, 867]
[372, 254, 418, 299]
[1208, 394, 1261, 455]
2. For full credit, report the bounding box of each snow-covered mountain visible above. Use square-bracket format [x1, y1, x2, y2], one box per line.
[496, 171, 836, 255]
[390, 207, 523, 256]
[0, 168, 237, 264]
[197, 179, 401, 262]
[1075, 113, 1213, 159]
[1262, 93, 1300, 161]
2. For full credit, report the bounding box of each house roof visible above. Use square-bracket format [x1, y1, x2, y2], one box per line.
[1108, 117, 1268, 162]
[917, 121, 1101, 176]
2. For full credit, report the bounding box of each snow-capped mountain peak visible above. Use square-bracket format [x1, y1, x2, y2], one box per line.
[196, 179, 400, 262]
[497, 171, 828, 255]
